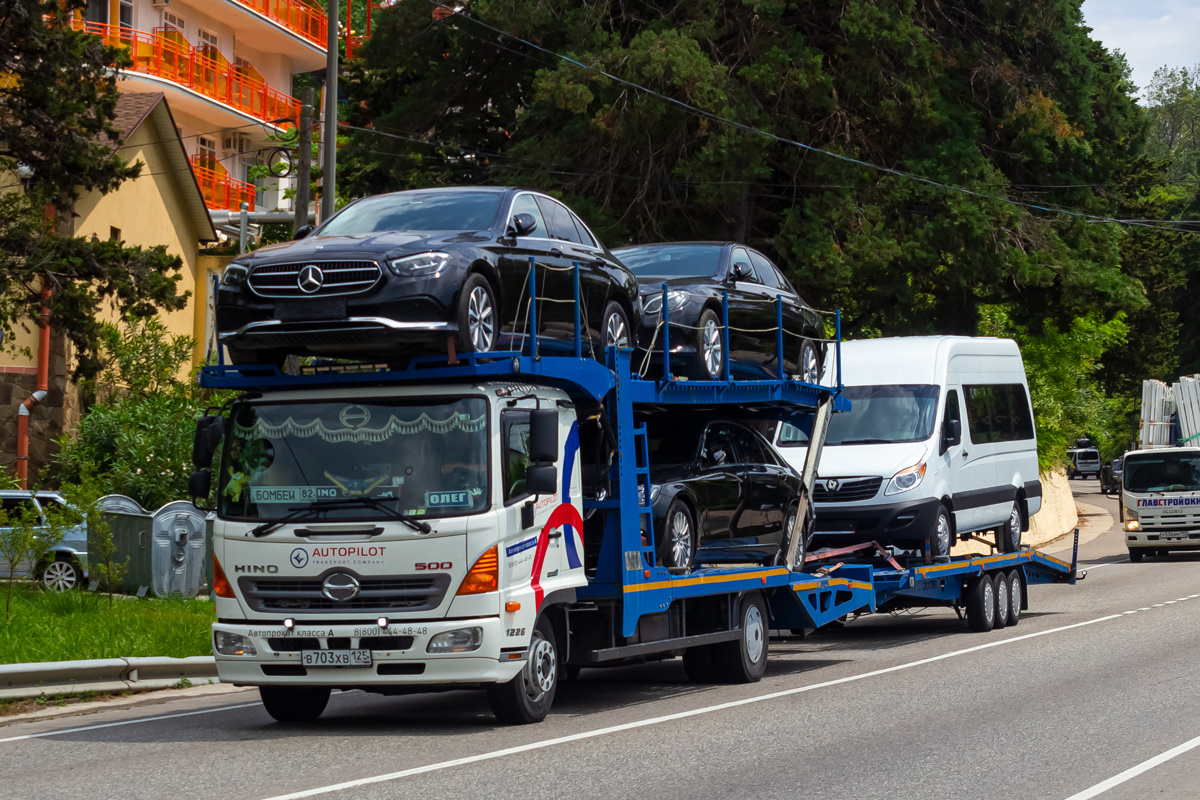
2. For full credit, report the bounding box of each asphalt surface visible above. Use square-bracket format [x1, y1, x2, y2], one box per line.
[2, 479, 1198, 800]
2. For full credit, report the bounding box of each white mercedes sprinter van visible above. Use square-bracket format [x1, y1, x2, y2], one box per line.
[776, 336, 1041, 556]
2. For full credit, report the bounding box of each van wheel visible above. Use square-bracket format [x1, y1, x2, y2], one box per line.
[1001, 502, 1022, 552]
[931, 505, 952, 557]
[713, 592, 769, 683]
[259, 686, 331, 722]
[965, 575, 996, 632]
[488, 615, 557, 724]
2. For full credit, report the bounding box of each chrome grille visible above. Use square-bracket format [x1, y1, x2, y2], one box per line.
[239, 574, 450, 613]
[248, 261, 382, 298]
[814, 476, 883, 503]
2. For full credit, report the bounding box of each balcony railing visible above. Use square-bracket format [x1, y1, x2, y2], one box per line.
[232, 0, 327, 50]
[73, 21, 299, 128]
[191, 156, 258, 213]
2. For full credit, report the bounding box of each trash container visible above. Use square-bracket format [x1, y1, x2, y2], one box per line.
[151, 501, 207, 597]
[92, 507, 153, 595]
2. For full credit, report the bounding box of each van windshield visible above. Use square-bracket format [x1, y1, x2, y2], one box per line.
[1123, 452, 1200, 494]
[779, 385, 940, 446]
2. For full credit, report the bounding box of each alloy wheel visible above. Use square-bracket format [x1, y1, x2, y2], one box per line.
[801, 343, 820, 384]
[605, 311, 629, 348]
[936, 512, 951, 555]
[1008, 506, 1022, 550]
[702, 318, 723, 377]
[523, 629, 557, 702]
[669, 509, 693, 568]
[468, 285, 494, 351]
[42, 561, 78, 592]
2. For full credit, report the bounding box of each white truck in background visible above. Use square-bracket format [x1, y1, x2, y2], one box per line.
[1121, 447, 1200, 562]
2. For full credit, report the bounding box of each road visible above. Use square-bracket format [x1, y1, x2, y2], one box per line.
[2, 479, 1198, 800]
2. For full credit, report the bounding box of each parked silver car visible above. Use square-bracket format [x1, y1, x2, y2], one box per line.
[0, 491, 88, 591]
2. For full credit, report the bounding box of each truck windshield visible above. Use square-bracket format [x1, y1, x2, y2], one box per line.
[778, 385, 940, 446]
[1123, 452, 1200, 494]
[218, 398, 489, 521]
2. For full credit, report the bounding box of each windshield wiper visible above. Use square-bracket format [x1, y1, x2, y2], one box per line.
[251, 496, 432, 537]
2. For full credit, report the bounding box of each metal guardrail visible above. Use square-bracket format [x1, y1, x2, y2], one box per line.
[0, 656, 218, 699]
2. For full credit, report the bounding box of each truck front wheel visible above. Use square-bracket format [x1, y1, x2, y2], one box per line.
[713, 592, 769, 683]
[488, 615, 558, 724]
[259, 686, 331, 722]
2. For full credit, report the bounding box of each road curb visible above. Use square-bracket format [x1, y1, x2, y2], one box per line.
[0, 656, 218, 699]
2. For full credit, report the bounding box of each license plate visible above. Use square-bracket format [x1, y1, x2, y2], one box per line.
[301, 649, 372, 668]
[1162, 506, 1188, 515]
[1159, 531, 1188, 539]
[275, 299, 347, 321]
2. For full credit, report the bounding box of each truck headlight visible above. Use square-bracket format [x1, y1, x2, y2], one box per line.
[1125, 511, 1139, 531]
[642, 291, 690, 315]
[427, 627, 483, 653]
[214, 631, 256, 656]
[221, 263, 249, 286]
[884, 462, 926, 496]
[388, 252, 452, 276]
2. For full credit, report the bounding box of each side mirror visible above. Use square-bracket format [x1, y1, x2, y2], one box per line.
[730, 262, 750, 282]
[510, 213, 538, 237]
[529, 408, 559, 463]
[193, 416, 225, 468]
[294, 224, 315, 240]
[526, 464, 558, 495]
[189, 470, 213, 509]
[940, 419, 961, 455]
[711, 448, 728, 466]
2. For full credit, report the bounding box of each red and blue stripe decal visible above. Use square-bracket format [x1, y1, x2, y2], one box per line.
[530, 421, 584, 608]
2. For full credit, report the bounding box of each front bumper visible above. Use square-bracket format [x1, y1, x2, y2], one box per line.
[812, 496, 942, 546]
[212, 616, 523, 687]
[1127, 529, 1200, 549]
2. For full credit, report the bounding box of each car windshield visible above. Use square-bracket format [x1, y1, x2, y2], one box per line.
[615, 244, 723, 279]
[778, 385, 940, 446]
[218, 397, 489, 521]
[316, 191, 502, 236]
[1123, 452, 1200, 493]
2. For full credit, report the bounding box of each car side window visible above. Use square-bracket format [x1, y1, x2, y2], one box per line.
[943, 389, 961, 430]
[749, 252, 783, 290]
[728, 425, 767, 464]
[510, 194, 549, 239]
[502, 412, 533, 505]
[701, 425, 739, 468]
[0, 497, 40, 526]
[569, 212, 599, 249]
[730, 247, 761, 284]
[534, 197, 584, 245]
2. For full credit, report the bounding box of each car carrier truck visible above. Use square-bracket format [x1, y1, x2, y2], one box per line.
[191, 264, 1081, 724]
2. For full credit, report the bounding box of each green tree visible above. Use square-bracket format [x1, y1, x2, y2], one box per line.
[0, 0, 189, 377]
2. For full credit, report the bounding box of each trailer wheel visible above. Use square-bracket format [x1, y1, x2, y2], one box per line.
[488, 615, 558, 724]
[259, 686, 331, 722]
[683, 645, 718, 683]
[1128, 549, 1143, 563]
[713, 592, 769, 683]
[1006, 570, 1023, 627]
[993, 572, 1009, 630]
[965, 575, 996, 632]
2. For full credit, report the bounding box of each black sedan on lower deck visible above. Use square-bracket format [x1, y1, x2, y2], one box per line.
[643, 416, 809, 571]
[216, 187, 640, 364]
[614, 242, 826, 383]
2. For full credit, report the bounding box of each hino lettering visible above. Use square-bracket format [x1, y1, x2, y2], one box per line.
[233, 564, 279, 574]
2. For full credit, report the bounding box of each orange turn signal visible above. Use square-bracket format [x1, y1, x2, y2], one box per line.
[505, 601, 521, 612]
[212, 555, 235, 598]
[457, 545, 499, 595]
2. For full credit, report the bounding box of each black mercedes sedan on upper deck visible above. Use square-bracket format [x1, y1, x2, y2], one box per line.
[216, 187, 640, 364]
[614, 242, 826, 383]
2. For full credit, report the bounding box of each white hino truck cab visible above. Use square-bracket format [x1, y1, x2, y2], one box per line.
[1120, 446, 1200, 562]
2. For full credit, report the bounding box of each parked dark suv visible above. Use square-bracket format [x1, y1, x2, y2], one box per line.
[216, 187, 640, 364]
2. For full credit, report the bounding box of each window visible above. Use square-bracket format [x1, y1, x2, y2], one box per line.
[749, 252, 782, 289]
[726, 424, 766, 464]
[534, 197, 583, 244]
[85, 0, 107, 24]
[197, 29, 219, 51]
[109, 227, 121, 241]
[502, 412, 533, 504]
[119, 0, 133, 29]
[942, 389, 960, 433]
[162, 11, 185, 31]
[569, 212, 598, 248]
[510, 194, 548, 238]
[318, 191, 502, 236]
[963, 384, 1035, 443]
[0, 497, 42, 526]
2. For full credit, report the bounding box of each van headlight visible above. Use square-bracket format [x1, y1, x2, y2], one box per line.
[388, 252, 452, 276]
[884, 462, 926, 496]
[643, 291, 690, 315]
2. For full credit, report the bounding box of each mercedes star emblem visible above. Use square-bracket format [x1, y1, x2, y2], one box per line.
[321, 572, 361, 602]
[297, 264, 325, 294]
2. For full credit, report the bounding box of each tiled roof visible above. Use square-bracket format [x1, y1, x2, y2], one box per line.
[101, 92, 166, 149]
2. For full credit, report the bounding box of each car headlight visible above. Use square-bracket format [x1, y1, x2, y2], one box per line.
[221, 263, 249, 286]
[884, 462, 926, 496]
[388, 252, 452, 276]
[213, 631, 256, 656]
[427, 627, 483, 653]
[642, 291, 690, 315]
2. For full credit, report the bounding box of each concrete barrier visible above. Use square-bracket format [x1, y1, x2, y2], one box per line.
[953, 468, 1078, 556]
[0, 656, 218, 699]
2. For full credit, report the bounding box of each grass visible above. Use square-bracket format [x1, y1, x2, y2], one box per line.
[0, 585, 214, 664]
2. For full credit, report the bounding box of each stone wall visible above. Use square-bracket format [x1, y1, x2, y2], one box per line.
[0, 333, 78, 483]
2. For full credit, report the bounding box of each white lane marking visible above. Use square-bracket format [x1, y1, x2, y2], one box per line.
[1063, 732, 1200, 799]
[1084, 559, 1127, 570]
[261, 613, 1132, 800]
[0, 702, 262, 744]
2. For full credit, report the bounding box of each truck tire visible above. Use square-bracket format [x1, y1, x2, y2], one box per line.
[683, 645, 718, 683]
[488, 615, 558, 724]
[1128, 549, 1143, 563]
[1006, 570, 1022, 627]
[965, 574, 996, 632]
[713, 592, 769, 683]
[993, 572, 1009, 630]
[1001, 502, 1022, 553]
[259, 686, 331, 722]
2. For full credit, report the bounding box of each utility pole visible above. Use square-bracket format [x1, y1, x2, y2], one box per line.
[321, 0, 338, 223]
[294, 86, 314, 235]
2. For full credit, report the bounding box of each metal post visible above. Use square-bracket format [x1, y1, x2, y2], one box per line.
[294, 87, 314, 236]
[775, 296, 785, 385]
[527, 256, 538, 360]
[660, 282, 670, 380]
[721, 290, 731, 383]
[573, 262, 582, 359]
[238, 202, 249, 254]
[320, 0, 339, 222]
[835, 309, 843, 392]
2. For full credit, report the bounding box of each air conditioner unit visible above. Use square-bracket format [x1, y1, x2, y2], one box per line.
[151, 0, 171, 8]
[237, 134, 252, 154]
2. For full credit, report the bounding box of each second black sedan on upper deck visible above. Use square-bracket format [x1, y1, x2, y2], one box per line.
[216, 187, 640, 364]
[614, 242, 826, 383]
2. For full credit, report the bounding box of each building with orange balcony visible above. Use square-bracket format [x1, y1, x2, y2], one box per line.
[79, 0, 328, 215]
